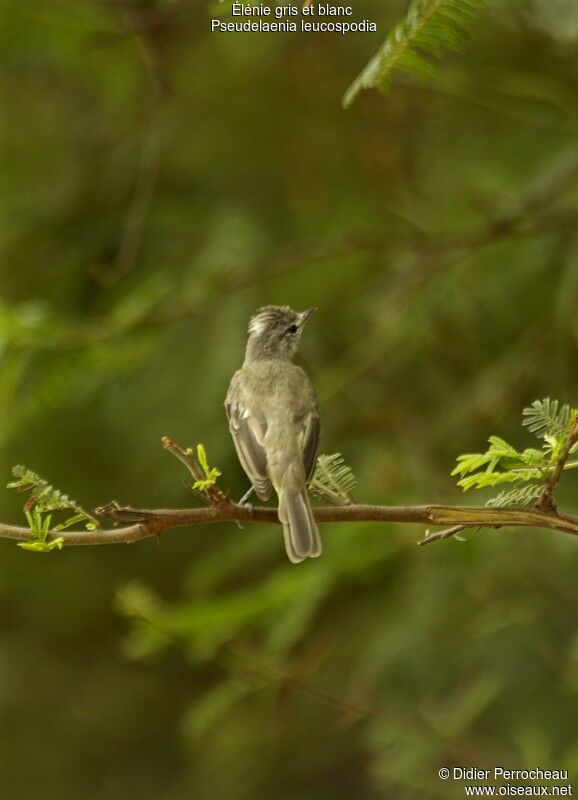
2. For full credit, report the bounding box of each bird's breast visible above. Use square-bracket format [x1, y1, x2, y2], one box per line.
[236, 360, 315, 413]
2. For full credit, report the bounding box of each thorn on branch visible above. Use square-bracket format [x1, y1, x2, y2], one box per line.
[419, 524, 470, 547]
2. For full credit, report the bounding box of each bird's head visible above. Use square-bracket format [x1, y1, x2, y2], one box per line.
[245, 305, 316, 361]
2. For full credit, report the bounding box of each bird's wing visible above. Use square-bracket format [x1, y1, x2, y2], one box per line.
[225, 397, 272, 501]
[299, 408, 320, 483]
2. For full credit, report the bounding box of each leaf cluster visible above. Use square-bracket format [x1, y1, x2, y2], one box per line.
[17, 511, 64, 553]
[453, 399, 578, 508]
[190, 444, 222, 491]
[308, 453, 356, 505]
[344, 0, 487, 108]
[7, 465, 98, 553]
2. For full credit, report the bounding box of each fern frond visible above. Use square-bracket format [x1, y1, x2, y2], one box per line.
[7, 465, 98, 530]
[308, 453, 356, 505]
[522, 398, 576, 441]
[343, 0, 487, 108]
[486, 484, 543, 509]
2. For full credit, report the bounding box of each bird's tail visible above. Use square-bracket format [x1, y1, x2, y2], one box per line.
[277, 465, 322, 564]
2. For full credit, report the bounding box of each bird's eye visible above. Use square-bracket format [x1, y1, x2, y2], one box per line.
[287, 324, 298, 334]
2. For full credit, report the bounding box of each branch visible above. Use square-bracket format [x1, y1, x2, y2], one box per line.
[536, 413, 578, 513]
[2, 502, 578, 548]
[5, 431, 578, 551]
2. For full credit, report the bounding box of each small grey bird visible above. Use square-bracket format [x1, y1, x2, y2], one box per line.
[225, 305, 321, 563]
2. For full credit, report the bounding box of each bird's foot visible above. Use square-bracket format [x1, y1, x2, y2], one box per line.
[236, 501, 254, 530]
[235, 486, 254, 529]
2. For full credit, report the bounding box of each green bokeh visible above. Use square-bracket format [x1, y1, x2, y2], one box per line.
[1, 1, 578, 798]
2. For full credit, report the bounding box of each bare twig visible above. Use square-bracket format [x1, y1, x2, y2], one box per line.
[536, 413, 578, 513]
[161, 436, 205, 482]
[419, 524, 468, 546]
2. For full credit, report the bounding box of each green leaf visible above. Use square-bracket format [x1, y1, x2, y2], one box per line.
[452, 398, 578, 508]
[191, 444, 222, 491]
[8, 465, 99, 528]
[183, 681, 252, 741]
[519, 448, 547, 468]
[24, 509, 52, 539]
[308, 453, 356, 505]
[452, 452, 495, 477]
[522, 398, 576, 441]
[8, 465, 99, 553]
[486, 485, 543, 509]
[18, 537, 64, 553]
[343, 0, 487, 108]
[458, 469, 541, 492]
[486, 435, 518, 456]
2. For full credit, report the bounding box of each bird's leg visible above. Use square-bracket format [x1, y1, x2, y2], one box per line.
[238, 486, 255, 506]
[235, 486, 255, 530]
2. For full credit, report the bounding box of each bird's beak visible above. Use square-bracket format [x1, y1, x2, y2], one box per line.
[299, 307, 317, 326]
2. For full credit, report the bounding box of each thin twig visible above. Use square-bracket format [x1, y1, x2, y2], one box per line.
[419, 524, 469, 546]
[536, 414, 578, 513]
[89, 2, 167, 286]
[113, 107, 163, 279]
[161, 436, 205, 483]
[161, 436, 229, 505]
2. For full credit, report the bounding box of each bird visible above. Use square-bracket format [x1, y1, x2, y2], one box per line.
[225, 305, 322, 563]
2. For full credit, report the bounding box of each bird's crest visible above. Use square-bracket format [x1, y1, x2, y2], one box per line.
[248, 305, 293, 336]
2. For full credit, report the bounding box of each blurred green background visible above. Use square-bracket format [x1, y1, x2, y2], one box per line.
[1, 1, 578, 798]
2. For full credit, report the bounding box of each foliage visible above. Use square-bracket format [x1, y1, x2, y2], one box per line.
[309, 453, 356, 504]
[485, 483, 543, 509]
[7, 465, 98, 552]
[343, 0, 488, 107]
[522, 397, 575, 441]
[17, 510, 64, 553]
[453, 399, 578, 507]
[190, 444, 222, 491]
